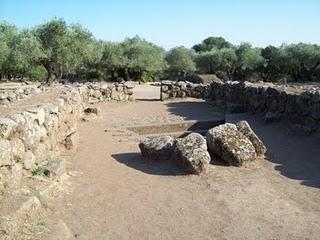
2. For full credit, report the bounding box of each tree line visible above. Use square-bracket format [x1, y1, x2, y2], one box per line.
[1, 19, 319, 83]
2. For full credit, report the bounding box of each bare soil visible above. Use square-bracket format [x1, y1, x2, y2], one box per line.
[2, 84, 320, 240]
[40, 84, 320, 240]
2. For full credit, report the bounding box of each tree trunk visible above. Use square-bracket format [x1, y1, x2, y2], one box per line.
[300, 63, 312, 82]
[124, 68, 130, 81]
[46, 62, 56, 85]
[58, 65, 63, 80]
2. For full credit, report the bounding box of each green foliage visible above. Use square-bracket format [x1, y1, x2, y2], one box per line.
[193, 37, 233, 52]
[32, 166, 48, 176]
[97, 36, 166, 81]
[166, 46, 196, 79]
[234, 43, 265, 81]
[195, 48, 237, 80]
[1, 19, 320, 83]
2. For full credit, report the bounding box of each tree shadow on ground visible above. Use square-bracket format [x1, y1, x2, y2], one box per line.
[111, 152, 187, 176]
[165, 100, 223, 121]
[227, 113, 320, 189]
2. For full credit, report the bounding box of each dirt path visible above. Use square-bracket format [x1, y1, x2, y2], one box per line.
[42, 85, 320, 240]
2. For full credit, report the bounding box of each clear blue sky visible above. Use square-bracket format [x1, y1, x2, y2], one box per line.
[1, 0, 319, 49]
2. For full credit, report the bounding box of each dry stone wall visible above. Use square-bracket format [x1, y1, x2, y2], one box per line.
[160, 80, 212, 100]
[0, 86, 43, 105]
[0, 82, 135, 191]
[161, 80, 320, 130]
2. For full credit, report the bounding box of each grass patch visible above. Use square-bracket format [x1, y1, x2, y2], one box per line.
[32, 166, 48, 177]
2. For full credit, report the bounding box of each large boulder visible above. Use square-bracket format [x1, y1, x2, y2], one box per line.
[236, 121, 267, 156]
[139, 136, 174, 161]
[206, 123, 257, 166]
[172, 133, 210, 174]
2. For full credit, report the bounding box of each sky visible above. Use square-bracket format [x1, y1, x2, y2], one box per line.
[0, 0, 319, 49]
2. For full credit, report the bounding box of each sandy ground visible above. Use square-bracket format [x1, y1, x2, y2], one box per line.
[2, 84, 319, 239]
[34, 84, 320, 240]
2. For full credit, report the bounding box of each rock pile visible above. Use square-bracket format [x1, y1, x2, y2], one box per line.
[0, 87, 43, 105]
[85, 81, 135, 102]
[160, 80, 212, 100]
[139, 121, 266, 174]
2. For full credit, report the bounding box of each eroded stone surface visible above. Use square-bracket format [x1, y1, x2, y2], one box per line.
[172, 133, 210, 174]
[236, 120, 267, 156]
[206, 123, 257, 166]
[139, 136, 174, 161]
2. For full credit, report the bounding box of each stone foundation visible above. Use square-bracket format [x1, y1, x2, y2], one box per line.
[161, 80, 320, 131]
[0, 86, 43, 105]
[0, 82, 135, 191]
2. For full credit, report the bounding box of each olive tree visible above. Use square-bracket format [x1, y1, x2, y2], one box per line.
[0, 21, 17, 80]
[234, 43, 265, 81]
[282, 43, 320, 82]
[193, 37, 232, 52]
[121, 36, 167, 81]
[166, 46, 196, 79]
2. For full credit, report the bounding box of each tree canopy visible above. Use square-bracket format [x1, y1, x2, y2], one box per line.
[0, 19, 320, 83]
[166, 46, 196, 79]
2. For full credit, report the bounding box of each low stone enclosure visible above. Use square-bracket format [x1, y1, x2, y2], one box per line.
[0, 81, 135, 193]
[161, 80, 320, 134]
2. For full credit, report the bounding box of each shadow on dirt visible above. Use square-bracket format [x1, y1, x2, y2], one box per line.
[111, 153, 187, 176]
[165, 100, 222, 121]
[135, 98, 161, 102]
[227, 113, 320, 189]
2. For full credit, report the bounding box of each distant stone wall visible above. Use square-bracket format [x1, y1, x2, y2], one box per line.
[160, 80, 212, 100]
[0, 86, 43, 105]
[85, 81, 135, 102]
[161, 80, 320, 129]
[210, 81, 320, 126]
[0, 82, 135, 191]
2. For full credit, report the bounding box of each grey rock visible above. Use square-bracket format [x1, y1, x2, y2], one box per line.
[64, 132, 78, 150]
[45, 159, 66, 179]
[236, 121, 266, 156]
[139, 136, 174, 161]
[172, 133, 210, 174]
[206, 123, 257, 166]
[124, 81, 135, 89]
[93, 90, 102, 99]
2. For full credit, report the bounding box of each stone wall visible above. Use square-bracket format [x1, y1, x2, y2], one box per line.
[0, 82, 135, 191]
[160, 80, 212, 100]
[160, 80, 320, 129]
[0, 86, 43, 105]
